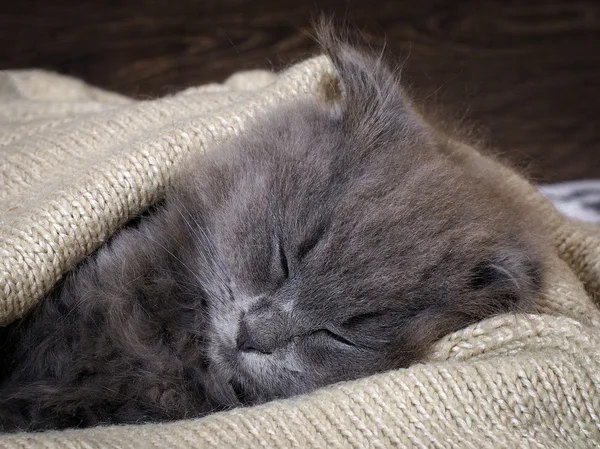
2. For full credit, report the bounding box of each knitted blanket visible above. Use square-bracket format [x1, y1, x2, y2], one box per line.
[1, 57, 600, 448]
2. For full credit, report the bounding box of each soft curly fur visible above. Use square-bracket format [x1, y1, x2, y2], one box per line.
[0, 25, 546, 432]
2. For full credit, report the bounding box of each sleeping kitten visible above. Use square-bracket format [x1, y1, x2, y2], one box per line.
[0, 28, 545, 432]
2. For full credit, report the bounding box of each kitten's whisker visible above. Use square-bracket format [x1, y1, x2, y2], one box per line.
[137, 233, 205, 288]
[172, 202, 230, 288]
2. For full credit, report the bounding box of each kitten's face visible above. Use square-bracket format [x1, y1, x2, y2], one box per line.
[172, 35, 543, 407]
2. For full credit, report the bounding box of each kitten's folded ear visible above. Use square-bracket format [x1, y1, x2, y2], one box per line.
[469, 248, 544, 313]
[314, 18, 426, 146]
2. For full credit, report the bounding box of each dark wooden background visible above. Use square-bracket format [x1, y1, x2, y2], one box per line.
[1, 0, 598, 181]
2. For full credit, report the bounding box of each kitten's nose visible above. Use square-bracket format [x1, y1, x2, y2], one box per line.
[237, 320, 271, 354]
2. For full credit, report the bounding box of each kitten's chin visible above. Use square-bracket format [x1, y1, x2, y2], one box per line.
[204, 365, 242, 407]
[204, 361, 295, 408]
[205, 373, 263, 407]
[229, 378, 257, 406]
[203, 359, 266, 407]
[204, 340, 315, 407]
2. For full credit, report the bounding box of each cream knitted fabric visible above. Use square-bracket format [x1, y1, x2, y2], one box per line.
[1, 57, 600, 448]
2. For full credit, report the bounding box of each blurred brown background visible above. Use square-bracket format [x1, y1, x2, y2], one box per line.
[1, 0, 598, 182]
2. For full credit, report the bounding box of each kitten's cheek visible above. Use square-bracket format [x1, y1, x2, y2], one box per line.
[299, 343, 377, 384]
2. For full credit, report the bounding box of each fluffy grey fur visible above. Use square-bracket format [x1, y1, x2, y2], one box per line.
[0, 26, 545, 432]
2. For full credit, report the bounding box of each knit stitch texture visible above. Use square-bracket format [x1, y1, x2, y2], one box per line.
[1, 57, 599, 448]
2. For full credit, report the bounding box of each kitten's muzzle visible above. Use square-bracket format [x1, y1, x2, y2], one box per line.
[236, 319, 273, 354]
[236, 308, 297, 354]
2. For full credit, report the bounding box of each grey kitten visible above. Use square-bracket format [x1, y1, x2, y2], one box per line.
[0, 27, 545, 432]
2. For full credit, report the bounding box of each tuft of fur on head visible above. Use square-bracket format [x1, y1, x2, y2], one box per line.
[0, 21, 548, 432]
[313, 17, 429, 150]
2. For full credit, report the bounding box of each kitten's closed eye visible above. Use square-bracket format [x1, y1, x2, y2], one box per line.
[296, 224, 327, 261]
[277, 241, 289, 279]
[341, 311, 386, 328]
[311, 328, 356, 347]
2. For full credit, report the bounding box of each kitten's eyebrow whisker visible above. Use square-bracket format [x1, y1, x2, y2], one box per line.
[137, 204, 227, 290]
[138, 233, 205, 287]
[205, 288, 228, 307]
[172, 202, 230, 287]
[189, 231, 229, 288]
[174, 201, 243, 299]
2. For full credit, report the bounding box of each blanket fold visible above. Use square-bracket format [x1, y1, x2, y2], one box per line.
[1, 57, 599, 448]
